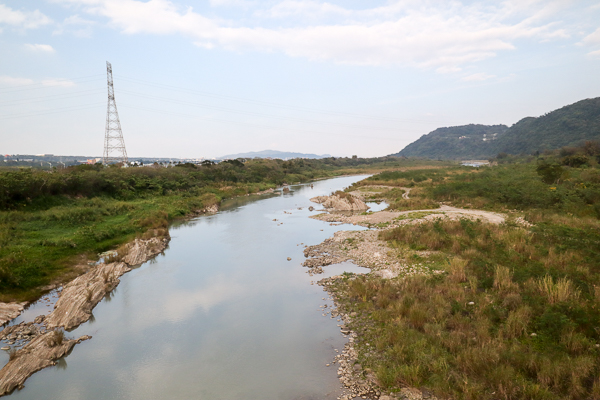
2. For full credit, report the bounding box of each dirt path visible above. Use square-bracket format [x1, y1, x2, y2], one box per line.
[311, 204, 505, 227]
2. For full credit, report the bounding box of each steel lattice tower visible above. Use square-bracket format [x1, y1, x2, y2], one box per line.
[103, 61, 128, 165]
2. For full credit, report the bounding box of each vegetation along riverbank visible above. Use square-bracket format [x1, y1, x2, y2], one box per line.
[0, 156, 431, 305]
[308, 143, 600, 399]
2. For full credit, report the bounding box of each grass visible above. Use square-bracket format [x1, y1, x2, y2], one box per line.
[329, 156, 600, 399]
[46, 329, 65, 347]
[332, 218, 600, 399]
[7, 348, 18, 361]
[394, 211, 439, 221]
[0, 157, 442, 302]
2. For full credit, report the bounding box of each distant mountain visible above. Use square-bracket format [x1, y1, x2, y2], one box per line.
[218, 150, 332, 160]
[391, 97, 600, 159]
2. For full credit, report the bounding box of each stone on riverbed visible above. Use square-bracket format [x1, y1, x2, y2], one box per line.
[310, 193, 369, 211]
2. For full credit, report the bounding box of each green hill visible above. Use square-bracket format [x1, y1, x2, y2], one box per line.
[393, 97, 600, 159]
[393, 124, 508, 159]
[493, 97, 600, 155]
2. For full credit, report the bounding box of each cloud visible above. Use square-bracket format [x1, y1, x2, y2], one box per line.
[0, 75, 75, 87]
[209, 0, 254, 7]
[42, 79, 76, 87]
[582, 27, 600, 46]
[588, 49, 600, 58]
[51, 0, 577, 70]
[462, 72, 496, 82]
[53, 14, 96, 36]
[0, 4, 52, 29]
[0, 75, 35, 86]
[257, 0, 350, 19]
[25, 43, 56, 53]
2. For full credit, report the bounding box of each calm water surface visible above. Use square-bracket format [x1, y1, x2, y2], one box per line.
[6, 176, 374, 400]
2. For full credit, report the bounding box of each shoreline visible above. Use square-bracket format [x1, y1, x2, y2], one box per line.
[0, 176, 369, 397]
[0, 181, 301, 396]
[304, 189, 508, 400]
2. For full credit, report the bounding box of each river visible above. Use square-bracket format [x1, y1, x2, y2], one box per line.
[6, 175, 375, 400]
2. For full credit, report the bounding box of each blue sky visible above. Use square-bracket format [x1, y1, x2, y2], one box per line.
[1, 0, 600, 158]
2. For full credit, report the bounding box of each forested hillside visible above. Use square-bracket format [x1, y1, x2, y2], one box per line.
[392, 124, 508, 159]
[393, 97, 600, 159]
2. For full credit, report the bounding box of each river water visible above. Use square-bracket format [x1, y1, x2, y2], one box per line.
[6, 175, 374, 400]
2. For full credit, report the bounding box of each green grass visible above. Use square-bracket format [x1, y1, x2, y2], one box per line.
[394, 211, 440, 221]
[331, 217, 600, 399]
[332, 156, 600, 399]
[0, 156, 441, 302]
[0, 194, 208, 301]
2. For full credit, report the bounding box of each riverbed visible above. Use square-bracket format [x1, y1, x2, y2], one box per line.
[4, 175, 372, 400]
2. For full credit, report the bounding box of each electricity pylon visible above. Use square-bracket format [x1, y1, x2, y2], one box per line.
[103, 61, 128, 165]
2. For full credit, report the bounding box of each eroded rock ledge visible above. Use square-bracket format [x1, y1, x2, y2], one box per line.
[0, 331, 91, 396]
[0, 234, 169, 396]
[310, 193, 369, 211]
[0, 303, 27, 327]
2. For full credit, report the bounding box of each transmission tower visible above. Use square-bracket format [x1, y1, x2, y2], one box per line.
[103, 61, 128, 165]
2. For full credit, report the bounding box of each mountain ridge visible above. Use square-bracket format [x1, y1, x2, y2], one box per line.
[218, 150, 333, 160]
[392, 97, 600, 159]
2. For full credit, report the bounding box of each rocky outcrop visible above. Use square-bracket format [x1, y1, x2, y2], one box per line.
[0, 331, 90, 396]
[310, 193, 369, 211]
[45, 262, 131, 330]
[0, 320, 46, 349]
[0, 234, 171, 396]
[0, 303, 27, 326]
[122, 236, 169, 266]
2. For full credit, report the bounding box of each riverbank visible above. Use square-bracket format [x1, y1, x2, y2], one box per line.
[306, 161, 600, 399]
[0, 229, 172, 396]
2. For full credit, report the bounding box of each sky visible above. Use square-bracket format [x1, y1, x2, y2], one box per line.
[1, 0, 600, 159]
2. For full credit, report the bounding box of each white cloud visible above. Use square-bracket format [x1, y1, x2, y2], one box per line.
[50, 0, 577, 70]
[42, 79, 76, 87]
[25, 43, 56, 53]
[462, 72, 496, 81]
[0, 75, 35, 86]
[209, 0, 254, 7]
[53, 14, 96, 36]
[582, 27, 600, 46]
[0, 75, 75, 87]
[257, 0, 350, 19]
[588, 49, 600, 58]
[0, 4, 52, 29]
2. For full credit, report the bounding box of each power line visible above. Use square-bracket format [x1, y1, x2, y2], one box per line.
[0, 88, 105, 106]
[117, 89, 409, 132]
[0, 75, 105, 94]
[118, 103, 418, 141]
[0, 103, 104, 120]
[115, 74, 457, 125]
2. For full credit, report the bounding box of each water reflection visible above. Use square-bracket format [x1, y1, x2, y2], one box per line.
[8, 175, 372, 400]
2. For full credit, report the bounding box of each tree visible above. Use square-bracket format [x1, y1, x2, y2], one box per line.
[536, 160, 565, 184]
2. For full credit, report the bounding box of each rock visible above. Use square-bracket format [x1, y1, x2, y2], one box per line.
[45, 262, 132, 330]
[0, 331, 89, 396]
[287, 257, 292, 261]
[310, 193, 369, 211]
[122, 237, 169, 266]
[0, 302, 27, 326]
